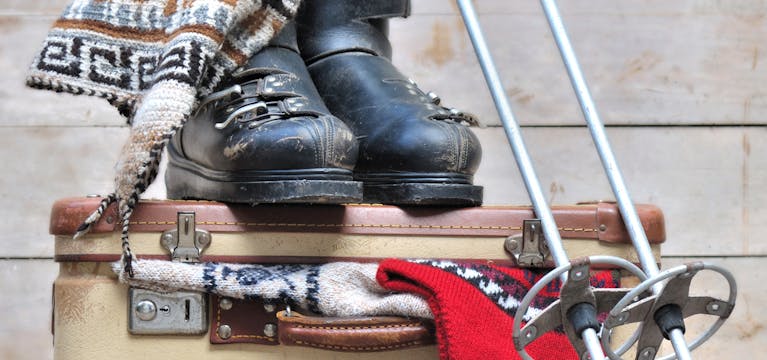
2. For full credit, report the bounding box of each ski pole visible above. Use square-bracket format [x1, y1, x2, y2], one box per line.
[456, 2, 607, 359]
[537, 1, 691, 358]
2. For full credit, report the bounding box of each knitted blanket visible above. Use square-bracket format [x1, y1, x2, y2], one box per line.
[27, 0, 301, 275]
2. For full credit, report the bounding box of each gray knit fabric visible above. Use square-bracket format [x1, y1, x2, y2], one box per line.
[113, 259, 433, 319]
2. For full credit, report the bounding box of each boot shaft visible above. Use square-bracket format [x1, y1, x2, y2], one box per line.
[297, 0, 410, 63]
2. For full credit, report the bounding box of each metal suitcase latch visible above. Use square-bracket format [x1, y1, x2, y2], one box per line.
[505, 219, 550, 267]
[129, 288, 208, 335]
[161, 212, 211, 262]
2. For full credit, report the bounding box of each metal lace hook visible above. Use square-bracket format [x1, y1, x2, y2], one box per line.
[194, 84, 243, 117]
[214, 101, 269, 130]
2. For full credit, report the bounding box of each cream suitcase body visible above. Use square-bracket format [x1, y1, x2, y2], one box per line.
[50, 197, 665, 359]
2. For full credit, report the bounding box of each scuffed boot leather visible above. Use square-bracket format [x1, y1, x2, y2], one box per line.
[297, 0, 483, 206]
[166, 23, 362, 204]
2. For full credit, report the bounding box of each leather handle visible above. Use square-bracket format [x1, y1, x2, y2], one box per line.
[276, 311, 435, 352]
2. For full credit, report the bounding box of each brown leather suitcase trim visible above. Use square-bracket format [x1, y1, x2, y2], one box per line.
[276, 311, 435, 352]
[210, 295, 284, 345]
[49, 197, 665, 243]
[54, 253, 519, 266]
[209, 295, 435, 350]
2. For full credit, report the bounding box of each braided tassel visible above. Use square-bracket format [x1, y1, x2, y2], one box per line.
[73, 193, 117, 239]
[117, 123, 180, 278]
[118, 200, 136, 278]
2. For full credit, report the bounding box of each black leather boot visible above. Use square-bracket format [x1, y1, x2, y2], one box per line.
[297, 0, 483, 206]
[165, 23, 362, 204]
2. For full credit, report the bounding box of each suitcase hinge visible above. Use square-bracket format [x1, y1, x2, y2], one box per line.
[161, 212, 211, 263]
[505, 219, 550, 267]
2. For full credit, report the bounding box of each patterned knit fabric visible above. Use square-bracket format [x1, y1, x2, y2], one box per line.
[113, 259, 433, 318]
[377, 259, 620, 360]
[27, 0, 301, 276]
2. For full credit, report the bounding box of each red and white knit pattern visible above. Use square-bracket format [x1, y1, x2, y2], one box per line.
[378, 259, 620, 360]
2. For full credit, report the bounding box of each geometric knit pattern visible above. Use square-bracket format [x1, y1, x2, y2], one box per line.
[411, 259, 620, 323]
[113, 259, 433, 319]
[377, 259, 620, 360]
[27, 0, 301, 276]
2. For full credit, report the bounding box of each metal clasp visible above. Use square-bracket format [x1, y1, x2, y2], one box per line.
[505, 219, 549, 267]
[161, 212, 211, 262]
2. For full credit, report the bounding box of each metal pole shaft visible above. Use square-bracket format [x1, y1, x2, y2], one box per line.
[669, 329, 693, 360]
[581, 328, 607, 360]
[456, 0, 569, 269]
[457, 2, 605, 359]
[539, 0, 693, 357]
[539, 0, 661, 284]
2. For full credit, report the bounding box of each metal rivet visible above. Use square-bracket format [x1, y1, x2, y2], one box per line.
[638, 347, 656, 360]
[264, 304, 276, 313]
[106, 215, 115, 224]
[504, 237, 519, 252]
[599, 224, 607, 231]
[617, 311, 629, 323]
[135, 300, 157, 321]
[264, 323, 277, 337]
[219, 298, 233, 310]
[524, 325, 538, 340]
[707, 302, 721, 314]
[217, 325, 232, 340]
[197, 233, 210, 247]
[572, 269, 587, 281]
[161, 233, 175, 248]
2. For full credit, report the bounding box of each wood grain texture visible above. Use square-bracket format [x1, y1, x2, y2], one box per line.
[658, 257, 766, 360]
[472, 126, 767, 257]
[398, 0, 767, 126]
[0, 127, 128, 257]
[3, 1, 767, 126]
[0, 260, 57, 360]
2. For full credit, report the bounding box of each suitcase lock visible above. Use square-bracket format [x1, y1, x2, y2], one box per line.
[128, 288, 208, 335]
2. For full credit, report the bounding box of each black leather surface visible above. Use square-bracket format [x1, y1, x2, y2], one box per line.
[297, 0, 482, 180]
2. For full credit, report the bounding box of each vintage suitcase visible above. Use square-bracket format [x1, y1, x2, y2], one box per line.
[50, 197, 665, 359]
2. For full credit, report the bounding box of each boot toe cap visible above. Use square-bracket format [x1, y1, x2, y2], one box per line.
[360, 118, 482, 175]
[224, 115, 358, 171]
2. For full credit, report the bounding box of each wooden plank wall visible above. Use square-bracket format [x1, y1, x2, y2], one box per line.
[1, 0, 764, 358]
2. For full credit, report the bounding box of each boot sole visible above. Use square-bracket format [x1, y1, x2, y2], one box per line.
[362, 183, 483, 206]
[166, 148, 363, 204]
[357, 173, 483, 206]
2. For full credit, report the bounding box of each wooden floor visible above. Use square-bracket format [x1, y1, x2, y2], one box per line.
[1, 1, 764, 358]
